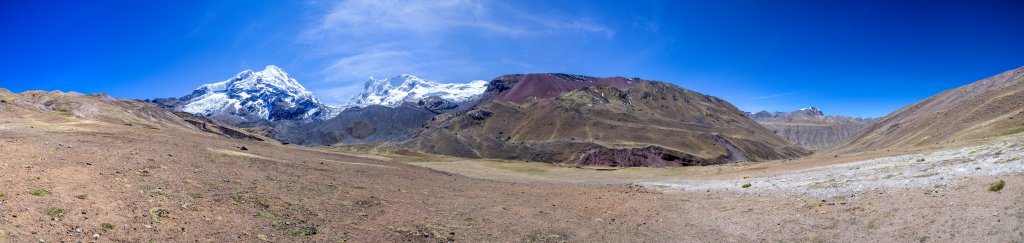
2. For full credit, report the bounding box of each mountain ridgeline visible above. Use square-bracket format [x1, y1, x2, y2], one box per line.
[747, 107, 876, 151]
[102, 65, 1024, 166]
[150, 65, 338, 123]
[400, 73, 810, 166]
[829, 66, 1024, 155]
[152, 69, 813, 166]
[150, 66, 485, 145]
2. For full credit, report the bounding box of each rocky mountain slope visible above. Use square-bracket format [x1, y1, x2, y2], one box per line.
[748, 107, 876, 151]
[275, 103, 442, 146]
[150, 65, 337, 123]
[345, 74, 487, 107]
[830, 66, 1024, 154]
[401, 73, 810, 166]
[149, 68, 488, 145]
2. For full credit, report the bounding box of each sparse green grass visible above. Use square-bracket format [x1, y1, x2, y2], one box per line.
[190, 192, 203, 198]
[340, 200, 354, 207]
[258, 211, 274, 219]
[0, 192, 5, 198]
[997, 126, 1024, 136]
[916, 158, 926, 162]
[257, 234, 269, 241]
[30, 188, 50, 196]
[996, 157, 1020, 164]
[101, 223, 115, 230]
[809, 179, 840, 189]
[46, 207, 65, 218]
[51, 111, 75, 118]
[741, 183, 752, 188]
[989, 180, 1005, 192]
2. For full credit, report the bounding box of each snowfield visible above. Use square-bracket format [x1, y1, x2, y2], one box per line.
[346, 74, 487, 107]
[180, 65, 336, 121]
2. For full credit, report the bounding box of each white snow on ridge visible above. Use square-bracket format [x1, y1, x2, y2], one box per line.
[346, 74, 488, 107]
[181, 65, 333, 121]
[177, 66, 485, 122]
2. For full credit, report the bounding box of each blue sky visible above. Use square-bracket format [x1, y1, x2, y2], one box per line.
[1, 0, 1022, 118]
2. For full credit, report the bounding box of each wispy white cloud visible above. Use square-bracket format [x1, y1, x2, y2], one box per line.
[299, 0, 617, 103]
[745, 91, 800, 101]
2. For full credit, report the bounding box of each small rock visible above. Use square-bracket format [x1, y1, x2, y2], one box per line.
[92, 234, 99, 239]
[239, 146, 248, 151]
[144, 225, 152, 229]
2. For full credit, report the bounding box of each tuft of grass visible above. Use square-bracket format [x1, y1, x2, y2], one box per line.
[0, 192, 5, 198]
[258, 211, 274, 219]
[997, 126, 1024, 136]
[916, 158, 926, 162]
[30, 188, 50, 196]
[257, 234, 269, 241]
[989, 180, 1005, 192]
[340, 200, 354, 207]
[46, 207, 65, 218]
[101, 223, 115, 230]
[741, 183, 752, 188]
[190, 192, 203, 198]
[75, 194, 87, 199]
[149, 207, 170, 222]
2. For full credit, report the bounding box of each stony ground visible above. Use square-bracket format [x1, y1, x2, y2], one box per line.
[1, 112, 1022, 242]
[649, 139, 1024, 198]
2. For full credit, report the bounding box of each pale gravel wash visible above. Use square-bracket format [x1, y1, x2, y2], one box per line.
[644, 140, 1024, 198]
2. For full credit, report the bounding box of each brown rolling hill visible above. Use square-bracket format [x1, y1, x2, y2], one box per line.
[401, 73, 809, 166]
[830, 66, 1024, 154]
[748, 107, 876, 151]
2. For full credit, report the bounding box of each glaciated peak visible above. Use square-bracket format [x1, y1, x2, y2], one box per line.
[796, 106, 824, 116]
[178, 65, 335, 122]
[347, 75, 487, 107]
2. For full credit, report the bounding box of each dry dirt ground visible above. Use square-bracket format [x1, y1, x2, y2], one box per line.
[2, 113, 1023, 242]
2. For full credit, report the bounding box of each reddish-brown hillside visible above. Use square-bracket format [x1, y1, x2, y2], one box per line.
[402, 74, 809, 166]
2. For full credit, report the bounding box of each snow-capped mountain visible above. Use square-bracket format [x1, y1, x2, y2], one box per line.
[795, 106, 824, 116]
[177, 65, 337, 122]
[345, 74, 488, 107]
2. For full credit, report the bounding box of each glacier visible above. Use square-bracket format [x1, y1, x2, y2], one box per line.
[179, 65, 337, 122]
[345, 74, 488, 107]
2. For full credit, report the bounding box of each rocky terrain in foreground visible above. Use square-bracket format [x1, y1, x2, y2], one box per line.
[2, 87, 1021, 242]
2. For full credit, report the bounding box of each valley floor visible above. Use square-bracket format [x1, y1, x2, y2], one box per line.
[1, 116, 1022, 242]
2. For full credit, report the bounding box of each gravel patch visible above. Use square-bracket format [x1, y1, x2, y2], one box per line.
[646, 140, 1024, 198]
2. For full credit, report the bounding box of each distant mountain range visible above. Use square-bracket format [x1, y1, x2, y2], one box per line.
[138, 64, 1024, 167]
[402, 73, 809, 166]
[747, 107, 876, 151]
[346, 74, 487, 108]
[149, 65, 338, 123]
[151, 66, 486, 125]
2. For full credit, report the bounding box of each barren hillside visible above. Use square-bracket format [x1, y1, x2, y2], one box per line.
[830, 66, 1024, 155]
[403, 74, 809, 166]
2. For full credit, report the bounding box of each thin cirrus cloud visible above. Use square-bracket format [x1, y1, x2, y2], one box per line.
[299, 0, 615, 103]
